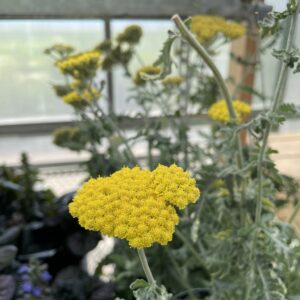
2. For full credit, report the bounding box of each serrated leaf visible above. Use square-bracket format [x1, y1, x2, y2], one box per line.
[132, 284, 172, 300]
[153, 32, 178, 79]
[130, 279, 150, 290]
[278, 103, 297, 115]
[273, 48, 300, 68]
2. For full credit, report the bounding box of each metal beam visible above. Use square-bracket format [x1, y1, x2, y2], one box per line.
[2, 110, 297, 136]
[0, 0, 256, 20]
[0, 114, 210, 136]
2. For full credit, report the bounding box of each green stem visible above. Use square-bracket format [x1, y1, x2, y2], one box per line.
[254, 0, 299, 229]
[165, 249, 195, 296]
[137, 249, 156, 285]
[172, 14, 246, 220]
[94, 103, 139, 166]
[288, 200, 300, 224]
[246, 2, 299, 299]
[171, 15, 236, 120]
[175, 229, 205, 267]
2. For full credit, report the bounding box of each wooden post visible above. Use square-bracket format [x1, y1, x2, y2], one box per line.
[228, 24, 258, 144]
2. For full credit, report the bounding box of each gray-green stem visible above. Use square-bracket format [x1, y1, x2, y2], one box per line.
[254, 0, 299, 229]
[175, 229, 205, 267]
[171, 15, 237, 120]
[137, 249, 156, 285]
[94, 103, 139, 166]
[289, 200, 300, 224]
[171, 15, 245, 169]
[246, 2, 299, 299]
[172, 14, 246, 218]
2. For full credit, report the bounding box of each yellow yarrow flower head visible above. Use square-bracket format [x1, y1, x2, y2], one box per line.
[191, 15, 245, 43]
[208, 99, 251, 123]
[56, 51, 101, 78]
[117, 25, 143, 44]
[62, 88, 101, 107]
[222, 21, 246, 39]
[62, 91, 83, 105]
[161, 76, 184, 86]
[133, 65, 161, 85]
[69, 164, 200, 249]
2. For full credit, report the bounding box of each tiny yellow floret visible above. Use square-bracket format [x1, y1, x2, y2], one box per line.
[69, 164, 200, 249]
[208, 99, 251, 123]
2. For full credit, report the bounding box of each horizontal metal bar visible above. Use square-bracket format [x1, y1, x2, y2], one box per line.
[1, 110, 299, 136]
[0, 0, 271, 20]
[0, 114, 211, 136]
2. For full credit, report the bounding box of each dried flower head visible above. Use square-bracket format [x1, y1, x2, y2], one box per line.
[44, 43, 74, 57]
[161, 76, 184, 86]
[52, 126, 87, 150]
[69, 164, 200, 249]
[133, 65, 161, 85]
[95, 39, 112, 52]
[117, 25, 143, 44]
[208, 99, 251, 123]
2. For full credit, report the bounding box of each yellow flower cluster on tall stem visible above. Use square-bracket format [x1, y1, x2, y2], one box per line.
[62, 88, 101, 106]
[208, 99, 251, 123]
[56, 51, 101, 78]
[133, 65, 161, 85]
[191, 15, 246, 43]
[69, 164, 200, 249]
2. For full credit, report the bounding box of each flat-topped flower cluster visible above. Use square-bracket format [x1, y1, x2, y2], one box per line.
[56, 51, 101, 78]
[208, 99, 251, 123]
[69, 164, 200, 249]
[191, 15, 246, 42]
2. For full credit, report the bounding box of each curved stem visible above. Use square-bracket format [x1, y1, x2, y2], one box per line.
[175, 229, 205, 267]
[171, 15, 244, 169]
[171, 15, 236, 120]
[137, 249, 156, 285]
[172, 14, 246, 222]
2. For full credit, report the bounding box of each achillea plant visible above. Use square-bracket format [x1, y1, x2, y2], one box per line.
[46, 3, 300, 298]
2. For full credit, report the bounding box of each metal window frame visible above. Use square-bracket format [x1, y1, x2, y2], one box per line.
[0, 0, 272, 137]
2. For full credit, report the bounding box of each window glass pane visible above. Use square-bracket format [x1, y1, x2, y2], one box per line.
[253, 13, 300, 132]
[0, 134, 89, 166]
[111, 19, 172, 115]
[111, 19, 231, 115]
[0, 20, 105, 121]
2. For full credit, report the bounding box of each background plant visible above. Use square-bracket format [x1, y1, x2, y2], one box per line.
[46, 4, 300, 299]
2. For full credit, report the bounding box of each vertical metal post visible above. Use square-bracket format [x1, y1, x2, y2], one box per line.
[104, 18, 114, 114]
